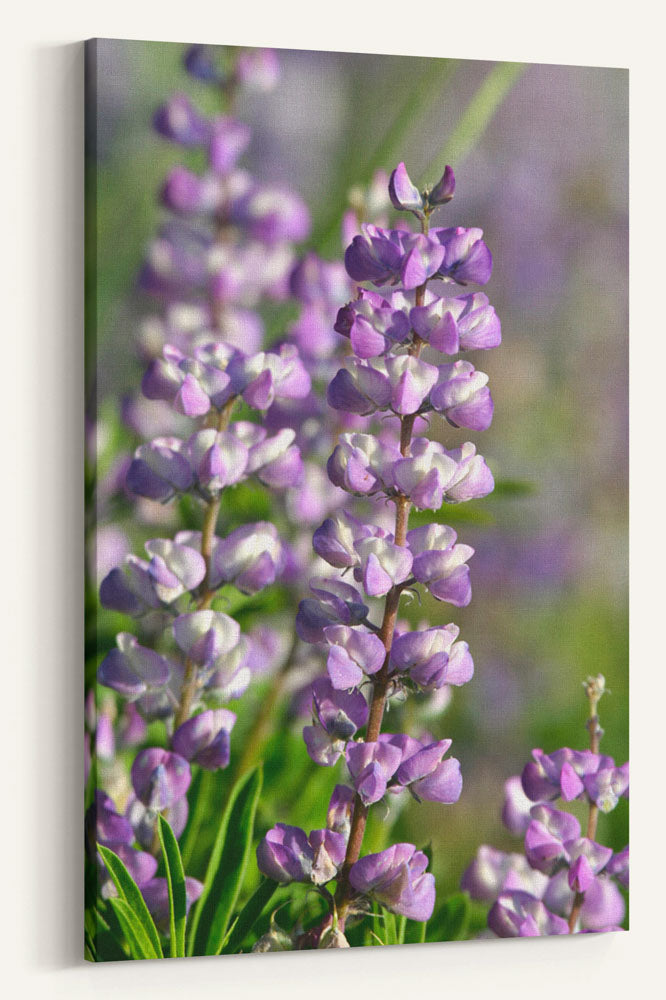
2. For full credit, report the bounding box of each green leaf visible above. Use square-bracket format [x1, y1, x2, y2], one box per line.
[403, 919, 428, 945]
[108, 897, 159, 961]
[98, 844, 163, 958]
[491, 477, 537, 499]
[426, 892, 470, 943]
[384, 909, 398, 946]
[187, 765, 264, 956]
[222, 877, 278, 954]
[157, 815, 187, 958]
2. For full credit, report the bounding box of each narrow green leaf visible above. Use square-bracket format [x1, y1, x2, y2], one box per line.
[188, 765, 263, 956]
[98, 844, 163, 958]
[158, 815, 187, 959]
[403, 919, 428, 945]
[396, 914, 407, 945]
[222, 877, 277, 954]
[384, 909, 398, 946]
[108, 897, 159, 960]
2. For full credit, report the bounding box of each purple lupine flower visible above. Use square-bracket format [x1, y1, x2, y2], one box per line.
[393, 439, 494, 509]
[329, 356, 439, 417]
[544, 869, 626, 931]
[326, 784, 355, 837]
[488, 891, 569, 937]
[431, 226, 493, 285]
[410, 291, 501, 354]
[312, 511, 369, 570]
[309, 828, 347, 885]
[388, 162, 424, 216]
[521, 747, 620, 804]
[334, 290, 411, 359]
[295, 578, 369, 644]
[390, 737, 463, 804]
[172, 610, 240, 667]
[606, 847, 629, 888]
[141, 342, 234, 415]
[126, 794, 189, 851]
[153, 94, 210, 146]
[230, 184, 310, 244]
[207, 522, 285, 594]
[523, 804, 581, 874]
[126, 436, 192, 501]
[186, 428, 249, 495]
[322, 625, 385, 689]
[303, 677, 368, 766]
[141, 877, 204, 934]
[235, 48, 280, 91]
[346, 741, 402, 805]
[349, 844, 436, 921]
[208, 117, 252, 173]
[501, 775, 535, 836]
[131, 748, 191, 810]
[100, 539, 207, 614]
[98, 633, 172, 700]
[160, 167, 220, 216]
[327, 432, 400, 496]
[226, 345, 311, 409]
[430, 361, 493, 431]
[255, 825, 315, 885]
[87, 791, 135, 852]
[172, 708, 237, 770]
[344, 225, 446, 290]
[244, 428, 303, 488]
[353, 535, 413, 598]
[461, 846, 549, 903]
[584, 761, 629, 813]
[389, 624, 473, 690]
[202, 636, 253, 703]
[406, 524, 474, 606]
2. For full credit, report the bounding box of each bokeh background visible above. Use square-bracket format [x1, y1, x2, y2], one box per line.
[88, 40, 628, 921]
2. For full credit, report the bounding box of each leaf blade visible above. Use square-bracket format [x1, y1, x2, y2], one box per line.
[157, 814, 188, 959]
[222, 877, 277, 954]
[98, 843, 163, 958]
[188, 765, 264, 956]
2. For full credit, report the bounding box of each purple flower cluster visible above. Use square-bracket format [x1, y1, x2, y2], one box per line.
[461, 679, 628, 936]
[257, 162, 500, 935]
[90, 46, 317, 929]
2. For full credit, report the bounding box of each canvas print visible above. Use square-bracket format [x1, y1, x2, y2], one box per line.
[84, 39, 628, 960]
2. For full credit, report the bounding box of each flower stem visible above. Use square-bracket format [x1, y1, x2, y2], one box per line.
[333, 282, 428, 927]
[567, 674, 606, 932]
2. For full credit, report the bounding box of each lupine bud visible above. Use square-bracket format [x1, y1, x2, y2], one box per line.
[131, 748, 191, 810]
[349, 844, 436, 921]
[172, 708, 237, 770]
[427, 165, 455, 207]
[312, 512, 367, 569]
[388, 162, 424, 216]
[98, 633, 172, 700]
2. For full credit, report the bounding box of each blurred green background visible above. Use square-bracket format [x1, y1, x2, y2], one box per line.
[88, 40, 628, 924]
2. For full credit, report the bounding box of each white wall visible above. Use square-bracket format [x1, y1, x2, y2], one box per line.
[4, 1, 663, 996]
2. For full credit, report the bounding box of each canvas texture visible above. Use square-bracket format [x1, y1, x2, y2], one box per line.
[84, 39, 629, 961]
